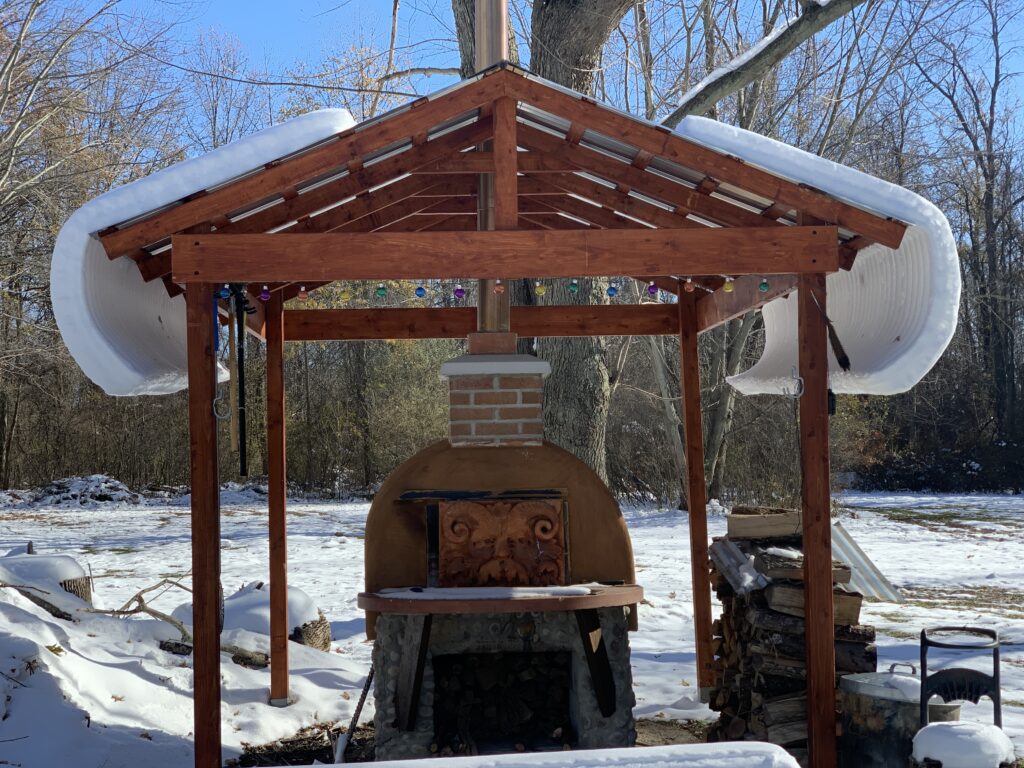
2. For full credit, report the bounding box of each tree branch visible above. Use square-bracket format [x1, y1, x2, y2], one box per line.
[663, 0, 869, 126]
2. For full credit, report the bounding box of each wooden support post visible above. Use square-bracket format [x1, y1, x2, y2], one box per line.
[798, 272, 838, 768]
[678, 291, 715, 695]
[266, 291, 290, 707]
[185, 284, 222, 768]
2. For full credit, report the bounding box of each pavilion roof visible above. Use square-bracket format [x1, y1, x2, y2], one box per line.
[50, 63, 959, 397]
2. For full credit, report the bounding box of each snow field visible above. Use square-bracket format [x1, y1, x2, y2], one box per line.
[0, 491, 1021, 766]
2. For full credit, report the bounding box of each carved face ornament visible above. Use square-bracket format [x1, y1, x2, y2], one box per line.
[439, 500, 566, 587]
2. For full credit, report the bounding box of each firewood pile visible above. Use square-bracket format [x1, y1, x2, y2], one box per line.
[707, 506, 877, 767]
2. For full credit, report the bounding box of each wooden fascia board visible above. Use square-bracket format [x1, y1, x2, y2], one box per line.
[100, 72, 507, 259]
[283, 303, 679, 341]
[499, 69, 907, 250]
[171, 226, 838, 283]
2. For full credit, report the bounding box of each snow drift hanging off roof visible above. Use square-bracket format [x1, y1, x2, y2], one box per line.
[50, 109, 355, 396]
[675, 116, 961, 396]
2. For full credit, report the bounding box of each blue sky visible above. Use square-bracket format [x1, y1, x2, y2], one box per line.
[174, 0, 461, 81]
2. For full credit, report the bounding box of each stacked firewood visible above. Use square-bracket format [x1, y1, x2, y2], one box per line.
[707, 507, 877, 767]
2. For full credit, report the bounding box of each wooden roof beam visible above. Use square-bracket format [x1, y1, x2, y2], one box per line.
[101, 72, 506, 258]
[502, 69, 908, 249]
[171, 226, 839, 283]
[517, 124, 770, 229]
[525, 172, 701, 230]
[283, 303, 679, 341]
[696, 273, 798, 332]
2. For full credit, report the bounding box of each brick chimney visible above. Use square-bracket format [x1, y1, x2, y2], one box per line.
[440, 333, 550, 447]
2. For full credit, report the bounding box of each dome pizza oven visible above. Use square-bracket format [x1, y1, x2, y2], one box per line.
[359, 353, 642, 760]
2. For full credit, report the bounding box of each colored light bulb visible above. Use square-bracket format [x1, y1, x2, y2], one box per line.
[216, 284, 231, 299]
[493, 279, 505, 295]
[454, 284, 466, 299]
[758, 278, 770, 293]
[297, 285, 308, 300]
[568, 279, 579, 295]
[415, 285, 426, 298]
[534, 281, 547, 297]
[607, 284, 618, 298]
[683, 279, 696, 293]
[259, 285, 270, 302]
[375, 283, 387, 298]
[723, 278, 734, 293]
[340, 288, 352, 302]
[647, 282, 658, 297]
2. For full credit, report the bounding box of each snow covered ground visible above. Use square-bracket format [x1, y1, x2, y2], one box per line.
[1, 483, 1022, 766]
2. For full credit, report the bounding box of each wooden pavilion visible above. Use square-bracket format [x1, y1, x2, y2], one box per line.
[85, 61, 917, 768]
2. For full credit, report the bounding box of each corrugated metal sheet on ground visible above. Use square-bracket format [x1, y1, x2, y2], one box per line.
[832, 521, 905, 603]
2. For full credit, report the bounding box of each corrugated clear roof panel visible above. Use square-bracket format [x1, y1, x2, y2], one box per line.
[714, 181, 773, 209]
[645, 156, 705, 187]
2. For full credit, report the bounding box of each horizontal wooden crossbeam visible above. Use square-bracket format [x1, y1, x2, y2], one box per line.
[171, 226, 838, 283]
[695, 273, 798, 329]
[283, 303, 680, 340]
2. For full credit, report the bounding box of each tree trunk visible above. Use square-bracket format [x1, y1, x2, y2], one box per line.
[451, 0, 632, 480]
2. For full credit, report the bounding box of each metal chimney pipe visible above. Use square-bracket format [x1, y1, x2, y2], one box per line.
[475, 0, 510, 333]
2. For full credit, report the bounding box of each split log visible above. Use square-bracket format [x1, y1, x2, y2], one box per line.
[745, 607, 875, 643]
[765, 583, 863, 626]
[726, 506, 801, 539]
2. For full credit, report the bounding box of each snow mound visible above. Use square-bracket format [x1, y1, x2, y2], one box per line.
[675, 117, 960, 396]
[172, 581, 320, 634]
[0, 554, 87, 584]
[913, 721, 1016, 768]
[31, 475, 142, 508]
[0, 579, 365, 766]
[370, 743, 800, 768]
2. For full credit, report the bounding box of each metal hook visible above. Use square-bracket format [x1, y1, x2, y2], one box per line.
[213, 386, 231, 421]
[783, 366, 804, 399]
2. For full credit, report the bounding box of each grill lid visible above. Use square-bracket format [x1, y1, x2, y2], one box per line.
[840, 663, 923, 702]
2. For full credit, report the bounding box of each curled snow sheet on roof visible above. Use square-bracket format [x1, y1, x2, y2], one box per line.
[50, 109, 355, 396]
[676, 116, 961, 395]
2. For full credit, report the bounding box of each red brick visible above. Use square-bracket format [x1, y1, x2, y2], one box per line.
[450, 406, 494, 421]
[449, 391, 471, 406]
[498, 375, 543, 389]
[473, 421, 521, 436]
[473, 391, 518, 406]
[498, 406, 542, 420]
[449, 375, 495, 391]
[467, 332, 518, 355]
[520, 390, 543, 405]
[448, 423, 472, 437]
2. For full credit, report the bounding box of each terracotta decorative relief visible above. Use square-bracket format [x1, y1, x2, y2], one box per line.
[438, 499, 566, 587]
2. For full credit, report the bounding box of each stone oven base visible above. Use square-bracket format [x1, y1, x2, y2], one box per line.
[372, 608, 636, 761]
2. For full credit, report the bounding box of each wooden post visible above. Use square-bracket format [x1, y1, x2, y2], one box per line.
[185, 284, 222, 768]
[798, 272, 838, 768]
[678, 291, 715, 694]
[266, 291, 290, 706]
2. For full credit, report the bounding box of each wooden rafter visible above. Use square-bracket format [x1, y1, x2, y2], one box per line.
[501, 69, 907, 249]
[410, 151, 575, 174]
[171, 227, 838, 283]
[518, 124, 770, 229]
[522, 172, 700, 230]
[100, 71, 507, 259]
